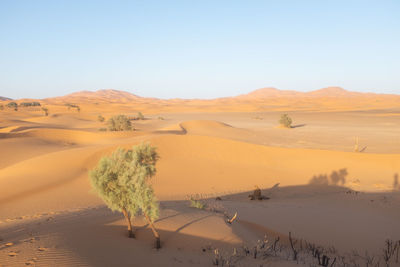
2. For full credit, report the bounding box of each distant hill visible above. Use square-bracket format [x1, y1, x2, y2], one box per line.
[48, 89, 147, 103]
[0, 96, 12, 101]
[236, 87, 371, 99]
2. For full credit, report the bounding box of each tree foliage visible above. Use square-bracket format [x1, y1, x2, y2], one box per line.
[107, 115, 132, 131]
[279, 114, 292, 128]
[89, 143, 160, 245]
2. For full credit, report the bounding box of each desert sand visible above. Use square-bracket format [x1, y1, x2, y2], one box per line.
[1, 88, 400, 266]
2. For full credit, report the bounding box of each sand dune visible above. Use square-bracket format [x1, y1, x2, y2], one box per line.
[1, 89, 400, 266]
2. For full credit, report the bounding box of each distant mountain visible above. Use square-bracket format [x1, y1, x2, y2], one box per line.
[48, 89, 145, 103]
[0, 96, 12, 101]
[236, 87, 302, 99]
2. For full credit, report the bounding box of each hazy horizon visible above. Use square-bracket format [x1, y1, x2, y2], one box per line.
[1, 1, 399, 99]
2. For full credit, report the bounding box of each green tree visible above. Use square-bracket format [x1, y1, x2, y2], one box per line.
[89, 143, 161, 248]
[107, 115, 132, 131]
[279, 114, 292, 128]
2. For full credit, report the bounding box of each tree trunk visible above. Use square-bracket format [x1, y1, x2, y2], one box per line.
[144, 213, 161, 249]
[122, 208, 135, 238]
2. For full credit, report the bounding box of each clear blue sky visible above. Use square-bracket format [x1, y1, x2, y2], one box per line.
[1, 1, 399, 99]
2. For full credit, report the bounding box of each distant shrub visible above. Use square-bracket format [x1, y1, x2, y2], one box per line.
[131, 112, 145, 120]
[99, 128, 107, 132]
[20, 102, 41, 107]
[189, 197, 206, 210]
[6, 102, 18, 111]
[98, 115, 105, 122]
[0, 104, 3, 110]
[66, 103, 80, 112]
[107, 115, 132, 131]
[137, 112, 144, 120]
[279, 114, 292, 128]
[158, 116, 164, 120]
[41, 107, 49, 116]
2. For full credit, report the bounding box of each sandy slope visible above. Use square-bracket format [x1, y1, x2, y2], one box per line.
[1, 90, 400, 266]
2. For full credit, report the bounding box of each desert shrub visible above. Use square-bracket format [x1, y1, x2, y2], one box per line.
[190, 197, 206, 209]
[137, 112, 145, 120]
[131, 112, 145, 120]
[279, 114, 292, 128]
[97, 115, 105, 122]
[107, 115, 132, 131]
[41, 107, 49, 116]
[6, 102, 18, 111]
[158, 116, 164, 120]
[89, 143, 161, 247]
[66, 103, 80, 112]
[0, 104, 3, 110]
[99, 128, 107, 131]
[20, 102, 41, 107]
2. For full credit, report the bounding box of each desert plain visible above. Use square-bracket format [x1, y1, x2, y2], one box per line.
[0, 87, 400, 266]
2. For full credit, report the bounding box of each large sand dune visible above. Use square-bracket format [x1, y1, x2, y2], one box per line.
[1, 88, 400, 266]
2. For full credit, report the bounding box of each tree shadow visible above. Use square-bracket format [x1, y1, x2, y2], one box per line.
[309, 168, 348, 186]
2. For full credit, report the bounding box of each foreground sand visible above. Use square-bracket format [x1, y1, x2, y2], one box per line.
[1, 90, 400, 266]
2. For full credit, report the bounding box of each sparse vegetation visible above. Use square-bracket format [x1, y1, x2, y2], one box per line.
[189, 197, 207, 209]
[99, 128, 107, 131]
[6, 102, 18, 111]
[0, 104, 3, 110]
[107, 115, 132, 131]
[66, 103, 80, 112]
[158, 116, 164, 120]
[131, 112, 145, 120]
[97, 115, 105, 122]
[41, 107, 49, 116]
[89, 143, 161, 248]
[20, 101, 41, 107]
[137, 112, 144, 120]
[279, 114, 292, 128]
[210, 231, 400, 267]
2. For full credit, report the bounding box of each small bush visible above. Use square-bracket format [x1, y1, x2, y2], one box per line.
[190, 197, 206, 209]
[107, 115, 132, 131]
[158, 116, 164, 120]
[20, 102, 41, 107]
[99, 128, 107, 132]
[137, 112, 145, 120]
[279, 114, 292, 128]
[41, 107, 49, 116]
[0, 104, 3, 110]
[98, 115, 105, 122]
[66, 103, 80, 112]
[131, 112, 145, 120]
[6, 102, 18, 111]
